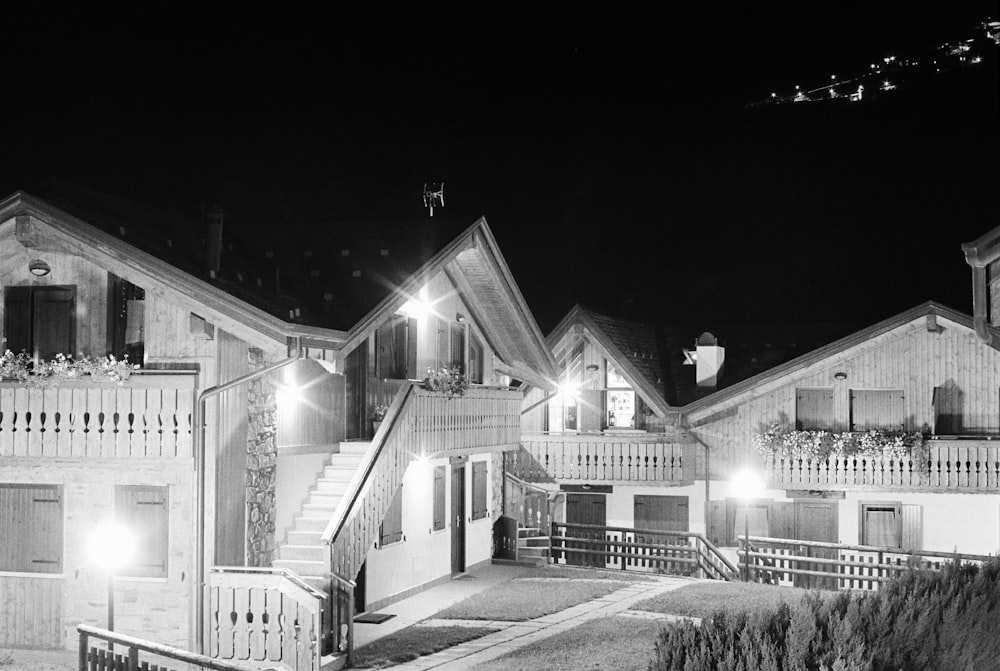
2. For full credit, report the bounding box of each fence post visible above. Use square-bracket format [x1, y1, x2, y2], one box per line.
[78, 629, 89, 671]
[128, 647, 139, 671]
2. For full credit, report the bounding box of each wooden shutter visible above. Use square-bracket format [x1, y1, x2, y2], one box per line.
[3, 286, 32, 356]
[435, 317, 449, 371]
[850, 390, 905, 431]
[578, 389, 603, 432]
[0, 484, 63, 573]
[796, 388, 834, 430]
[379, 485, 404, 546]
[450, 323, 466, 372]
[705, 500, 727, 546]
[433, 466, 446, 531]
[634, 495, 689, 532]
[471, 461, 488, 520]
[117, 486, 168, 578]
[901, 504, 922, 551]
[405, 317, 418, 379]
[470, 336, 485, 384]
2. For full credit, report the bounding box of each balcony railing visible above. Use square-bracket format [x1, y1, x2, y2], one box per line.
[512, 433, 693, 483]
[0, 372, 196, 459]
[764, 440, 1000, 491]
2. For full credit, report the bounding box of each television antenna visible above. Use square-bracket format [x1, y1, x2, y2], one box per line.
[423, 182, 444, 217]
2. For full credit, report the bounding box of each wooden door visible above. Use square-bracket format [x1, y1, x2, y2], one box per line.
[794, 500, 838, 589]
[634, 495, 689, 532]
[451, 465, 466, 574]
[344, 340, 367, 439]
[565, 493, 606, 567]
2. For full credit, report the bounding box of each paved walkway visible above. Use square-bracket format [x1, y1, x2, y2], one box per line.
[355, 565, 699, 671]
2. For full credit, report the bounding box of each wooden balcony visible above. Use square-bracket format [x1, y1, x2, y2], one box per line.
[0, 371, 196, 459]
[511, 432, 694, 483]
[764, 439, 1000, 492]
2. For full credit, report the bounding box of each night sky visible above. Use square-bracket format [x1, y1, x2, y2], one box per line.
[2, 5, 996, 334]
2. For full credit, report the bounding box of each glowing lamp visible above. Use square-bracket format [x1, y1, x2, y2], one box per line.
[731, 470, 766, 502]
[89, 521, 136, 572]
[400, 298, 430, 319]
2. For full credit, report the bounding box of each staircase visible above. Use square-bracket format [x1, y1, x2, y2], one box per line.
[273, 441, 371, 592]
[516, 526, 550, 566]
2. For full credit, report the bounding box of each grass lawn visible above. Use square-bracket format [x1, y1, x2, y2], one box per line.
[435, 577, 629, 621]
[517, 565, 658, 582]
[352, 625, 499, 669]
[0, 648, 74, 671]
[631, 580, 815, 619]
[472, 616, 666, 671]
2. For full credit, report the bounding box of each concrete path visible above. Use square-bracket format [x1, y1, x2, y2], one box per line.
[367, 571, 698, 671]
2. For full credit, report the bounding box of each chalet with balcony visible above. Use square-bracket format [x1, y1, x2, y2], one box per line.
[0, 187, 556, 667]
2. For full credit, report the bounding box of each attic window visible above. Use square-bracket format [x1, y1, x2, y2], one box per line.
[341, 249, 350, 257]
[323, 293, 333, 301]
[310, 270, 320, 278]
[352, 270, 361, 278]
[380, 249, 389, 256]
[304, 250, 312, 258]
[265, 251, 274, 259]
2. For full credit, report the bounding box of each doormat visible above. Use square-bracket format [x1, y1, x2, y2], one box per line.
[355, 612, 396, 624]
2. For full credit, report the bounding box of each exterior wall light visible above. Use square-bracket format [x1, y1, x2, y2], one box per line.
[833, 371, 848, 380]
[29, 259, 51, 276]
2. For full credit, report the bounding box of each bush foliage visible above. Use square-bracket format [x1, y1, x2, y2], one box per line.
[649, 556, 1000, 671]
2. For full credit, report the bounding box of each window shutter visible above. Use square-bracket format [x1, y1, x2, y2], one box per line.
[450, 323, 466, 372]
[796, 388, 834, 430]
[705, 500, 726, 547]
[406, 317, 418, 379]
[116, 486, 168, 578]
[0, 485, 63, 573]
[379, 486, 404, 546]
[3, 287, 32, 356]
[471, 461, 488, 520]
[850, 390, 905, 431]
[901, 504, 922, 551]
[433, 466, 446, 531]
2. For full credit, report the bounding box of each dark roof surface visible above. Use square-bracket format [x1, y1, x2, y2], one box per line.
[580, 308, 669, 403]
[33, 180, 472, 331]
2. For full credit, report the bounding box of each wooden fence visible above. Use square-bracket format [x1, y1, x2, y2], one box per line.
[765, 442, 1000, 491]
[0, 373, 196, 458]
[78, 624, 261, 671]
[551, 522, 737, 581]
[504, 472, 552, 533]
[207, 567, 327, 671]
[738, 535, 994, 591]
[512, 434, 693, 482]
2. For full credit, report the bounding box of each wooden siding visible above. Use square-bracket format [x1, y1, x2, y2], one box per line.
[0, 575, 63, 648]
[0, 373, 196, 458]
[215, 330, 249, 566]
[144, 293, 220, 361]
[686, 319, 1000, 478]
[326, 385, 521, 581]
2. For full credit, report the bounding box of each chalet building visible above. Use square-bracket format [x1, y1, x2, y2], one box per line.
[0, 186, 556, 665]
[515, 293, 1000, 570]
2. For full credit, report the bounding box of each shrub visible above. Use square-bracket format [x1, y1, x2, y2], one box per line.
[648, 556, 1000, 671]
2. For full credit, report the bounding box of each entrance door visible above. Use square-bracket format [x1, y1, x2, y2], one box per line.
[565, 493, 607, 567]
[451, 465, 466, 574]
[344, 340, 367, 439]
[794, 500, 839, 589]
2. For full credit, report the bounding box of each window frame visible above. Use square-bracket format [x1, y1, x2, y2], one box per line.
[859, 501, 903, 549]
[3, 284, 76, 362]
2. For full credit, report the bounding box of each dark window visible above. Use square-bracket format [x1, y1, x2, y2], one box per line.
[860, 502, 902, 548]
[469, 335, 485, 384]
[435, 317, 449, 371]
[375, 315, 417, 379]
[107, 273, 145, 364]
[433, 466, 446, 531]
[379, 485, 404, 546]
[116, 485, 168, 578]
[450, 322, 467, 373]
[471, 461, 488, 520]
[3, 285, 75, 360]
[0, 484, 63, 573]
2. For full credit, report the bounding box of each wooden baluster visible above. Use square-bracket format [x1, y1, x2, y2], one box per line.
[114, 387, 132, 457]
[249, 587, 266, 660]
[233, 586, 251, 660]
[958, 446, 970, 488]
[217, 585, 235, 660]
[0, 386, 13, 457]
[12, 387, 29, 455]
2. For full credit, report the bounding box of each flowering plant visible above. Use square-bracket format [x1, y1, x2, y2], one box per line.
[422, 365, 469, 399]
[0, 350, 138, 386]
[752, 421, 924, 461]
[372, 404, 389, 421]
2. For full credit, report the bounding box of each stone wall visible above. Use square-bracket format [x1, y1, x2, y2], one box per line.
[245, 348, 278, 567]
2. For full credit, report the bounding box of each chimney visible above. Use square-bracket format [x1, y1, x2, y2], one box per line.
[695, 331, 725, 389]
[205, 206, 225, 273]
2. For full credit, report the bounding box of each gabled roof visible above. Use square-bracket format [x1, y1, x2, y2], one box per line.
[0, 188, 557, 384]
[680, 301, 998, 418]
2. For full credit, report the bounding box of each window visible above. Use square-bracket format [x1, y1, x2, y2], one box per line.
[796, 388, 834, 430]
[379, 485, 404, 546]
[850, 389, 905, 431]
[107, 273, 145, 363]
[859, 502, 922, 550]
[433, 466, 446, 531]
[469, 335, 485, 384]
[116, 486, 168, 578]
[376, 315, 417, 379]
[562, 342, 585, 430]
[606, 362, 635, 428]
[0, 484, 63, 574]
[3, 285, 75, 360]
[471, 461, 488, 520]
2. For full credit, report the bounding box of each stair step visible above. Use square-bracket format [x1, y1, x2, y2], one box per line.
[272, 559, 327, 577]
[317, 477, 353, 493]
[518, 527, 542, 537]
[518, 547, 550, 559]
[303, 503, 337, 516]
[288, 530, 323, 545]
[518, 536, 550, 548]
[293, 516, 330, 532]
[322, 465, 358, 480]
[337, 442, 371, 456]
[279, 544, 327, 562]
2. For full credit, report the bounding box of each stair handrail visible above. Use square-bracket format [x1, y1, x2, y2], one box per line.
[209, 565, 326, 600]
[505, 471, 558, 497]
[320, 382, 414, 545]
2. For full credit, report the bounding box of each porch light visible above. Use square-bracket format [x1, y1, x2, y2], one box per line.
[400, 298, 430, 319]
[88, 521, 137, 650]
[29, 259, 51, 276]
[554, 381, 580, 401]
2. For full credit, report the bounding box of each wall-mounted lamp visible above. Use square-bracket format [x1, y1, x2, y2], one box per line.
[456, 312, 466, 323]
[585, 364, 599, 372]
[833, 371, 848, 380]
[29, 259, 51, 276]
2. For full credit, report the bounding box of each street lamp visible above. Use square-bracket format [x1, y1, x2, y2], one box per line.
[88, 521, 136, 653]
[731, 470, 765, 582]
